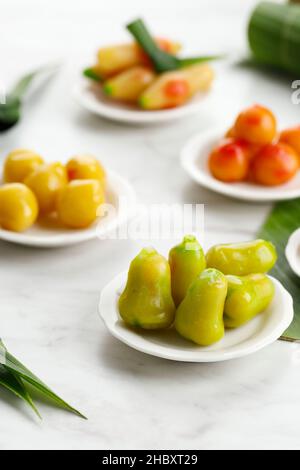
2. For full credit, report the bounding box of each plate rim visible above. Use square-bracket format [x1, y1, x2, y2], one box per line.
[286, 228, 300, 277]
[73, 79, 211, 124]
[98, 271, 294, 362]
[0, 170, 136, 248]
[181, 128, 300, 202]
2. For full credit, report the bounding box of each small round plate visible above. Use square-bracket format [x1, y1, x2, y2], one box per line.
[286, 228, 300, 277]
[181, 129, 300, 202]
[73, 80, 211, 125]
[99, 272, 293, 362]
[0, 171, 136, 248]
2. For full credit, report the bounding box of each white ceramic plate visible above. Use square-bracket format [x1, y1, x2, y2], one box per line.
[0, 170, 136, 248]
[181, 128, 300, 202]
[73, 80, 211, 124]
[99, 272, 293, 362]
[286, 228, 300, 277]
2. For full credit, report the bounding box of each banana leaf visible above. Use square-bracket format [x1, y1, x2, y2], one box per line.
[258, 198, 300, 341]
[248, 1, 300, 76]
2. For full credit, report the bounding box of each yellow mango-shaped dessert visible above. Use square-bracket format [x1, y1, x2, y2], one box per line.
[25, 163, 67, 215]
[4, 149, 44, 183]
[0, 183, 38, 232]
[119, 247, 175, 329]
[66, 155, 106, 186]
[224, 274, 275, 328]
[206, 239, 277, 276]
[139, 63, 214, 110]
[169, 235, 206, 306]
[175, 269, 227, 346]
[103, 66, 155, 102]
[57, 179, 105, 228]
[96, 39, 181, 77]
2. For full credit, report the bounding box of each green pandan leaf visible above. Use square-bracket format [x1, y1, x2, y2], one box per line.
[258, 198, 300, 340]
[126, 18, 222, 73]
[127, 18, 178, 72]
[0, 340, 86, 419]
[0, 365, 41, 418]
[179, 55, 224, 67]
[0, 63, 60, 132]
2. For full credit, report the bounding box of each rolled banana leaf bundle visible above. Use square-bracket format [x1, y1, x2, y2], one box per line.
[248, 1, 300, 75]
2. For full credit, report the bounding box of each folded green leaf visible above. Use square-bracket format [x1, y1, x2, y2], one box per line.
[0, 339, 86, 419]
[0, 339, 6, 363]
[0, 63, 59, 132]
[0, 365, 41, 418]
[127, 18, 222, 73]
[127, 18, 178, 72]
[258, 198, 300, 340]
[10, 70, 41, 101]
[0, 96, 21, 131]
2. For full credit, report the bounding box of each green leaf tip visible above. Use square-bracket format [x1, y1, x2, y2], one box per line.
[179, 54, 226, 68]
[126, 18, 223, 74]
[0, 364, 42, 419]
[0, 97, 21, 131]
[0, 339, 87, 420]
[126, 18, 179, 73]
[0, 63, 60, 133]
[83, 67, 103, 82]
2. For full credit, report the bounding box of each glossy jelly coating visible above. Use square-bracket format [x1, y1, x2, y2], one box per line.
[139, 63, 214, 110]
[57, 179, 105, 228]
[95, 40, 181, 77]
[280, 126, 300, 162]
[119, 247, 175, 329]
[25, 163, 67, 214]
[234, 104, 277, 145]
[66, 155, 106, 186]
[0, 183, 38, 232]
[175, 268, 227, 346]
[209, 139, 249, 182]
[4, 149, 44, 183]
[224, 273, 275, 328]
[169, 235, 206, 306]
[103, 66, 155, 102]
[206, 239, 277, 275]
[251, 143, 298, 186]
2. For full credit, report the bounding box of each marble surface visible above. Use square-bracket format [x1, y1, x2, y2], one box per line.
[1, 0, 300, 450]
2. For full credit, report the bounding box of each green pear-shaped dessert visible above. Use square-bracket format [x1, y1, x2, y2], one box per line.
[206, 239, 277, 275]
[224, 273, 275, 328]
[169, 234, 206, 306]
[175, 268, 227, 346]
[119, 247, 175, 329]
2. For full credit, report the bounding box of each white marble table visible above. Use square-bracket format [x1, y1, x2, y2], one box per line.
[1, 0, 300, 450]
